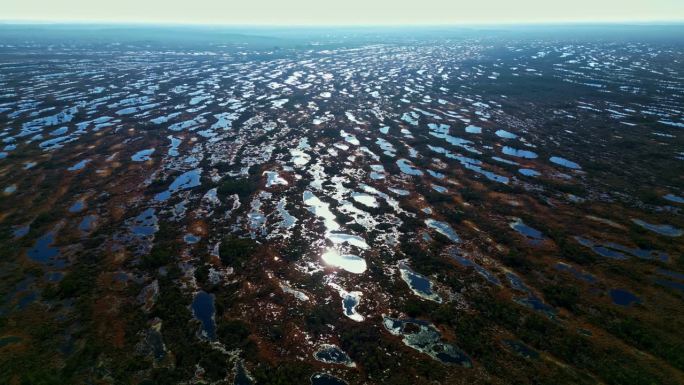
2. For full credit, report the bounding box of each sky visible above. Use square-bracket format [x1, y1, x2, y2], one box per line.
[1, 0, 683, 25]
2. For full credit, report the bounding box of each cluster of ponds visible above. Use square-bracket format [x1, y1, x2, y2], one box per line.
[0, 32, 682, 384]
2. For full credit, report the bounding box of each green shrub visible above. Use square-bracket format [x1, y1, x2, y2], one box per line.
[219, 236, 257, 268]
[542, 284, 580, 311]
[217, 178, 257, 200]
[141, 244, 175, 268]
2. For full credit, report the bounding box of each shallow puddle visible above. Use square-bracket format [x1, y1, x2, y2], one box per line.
[191, 291, 216, 340]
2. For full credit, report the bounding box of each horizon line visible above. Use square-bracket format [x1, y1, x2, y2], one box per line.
[1, 18, 684, 29]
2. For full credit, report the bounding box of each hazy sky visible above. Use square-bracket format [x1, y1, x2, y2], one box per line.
[2, 0, 683, 25]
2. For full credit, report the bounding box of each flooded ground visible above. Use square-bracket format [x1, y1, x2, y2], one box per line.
[0, 24, 683, 385]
